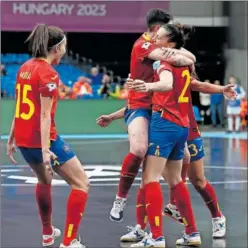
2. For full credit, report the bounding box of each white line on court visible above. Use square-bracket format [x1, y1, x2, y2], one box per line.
[1, 164, 248, 170]
[1, 180, 247, 187]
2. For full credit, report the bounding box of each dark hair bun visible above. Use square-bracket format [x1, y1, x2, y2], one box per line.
[174, 22, 195, 40]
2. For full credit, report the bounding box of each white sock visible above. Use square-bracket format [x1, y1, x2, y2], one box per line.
[228, 116, 233, 131]
[235, 116, 241, 131]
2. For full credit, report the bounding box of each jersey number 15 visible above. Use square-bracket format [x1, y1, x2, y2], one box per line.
[15, 84, 35, 120]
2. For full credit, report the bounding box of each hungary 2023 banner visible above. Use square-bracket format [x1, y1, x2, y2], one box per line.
[1, 1, 169, 32]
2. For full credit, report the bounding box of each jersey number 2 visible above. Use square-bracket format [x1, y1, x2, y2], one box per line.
[178, 70, 191, 103]
[15, 84, 35, 120]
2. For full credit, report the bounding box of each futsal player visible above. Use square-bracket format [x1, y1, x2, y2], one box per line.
[98, 8, 196, 222]
[7, 24, 88, 248]
[163, 95, 228, 238]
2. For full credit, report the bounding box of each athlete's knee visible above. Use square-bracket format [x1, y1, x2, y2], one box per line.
[167, 176, 182, 188]
[191, 177, 206, 190]
[142, 170, 160, 185]
[70, 171, 90, 193]
[130, 143, 148, 158]
[37, 174, 52, 185]
[183, 147, 191, 164]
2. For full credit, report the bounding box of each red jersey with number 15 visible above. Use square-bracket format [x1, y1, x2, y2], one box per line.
[14, 59, 59, 148]
[152, 61, 191, 127]
[128, 33, 157, 109]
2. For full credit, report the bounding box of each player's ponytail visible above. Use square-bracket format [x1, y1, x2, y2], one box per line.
[163, 22, 194, 49]
[26, 24, 65, 58]
[178, 23, 195, 41]
[26, 24, 49, 58]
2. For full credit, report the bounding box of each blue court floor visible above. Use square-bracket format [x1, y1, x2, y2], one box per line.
[1, 135, 247, 248]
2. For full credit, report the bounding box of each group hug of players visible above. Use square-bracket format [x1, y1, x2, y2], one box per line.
[7, 8, 237, 248]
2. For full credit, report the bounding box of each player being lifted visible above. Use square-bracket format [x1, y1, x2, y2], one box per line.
[7, 24, 89, 248]
[97, 8, 196, 222]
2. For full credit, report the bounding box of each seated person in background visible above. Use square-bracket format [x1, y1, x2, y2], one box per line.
[89, 66, 102, 84]
[98, 73, 112, 98]
[210, 80, 224, 127]
[58, 80, 72, 100]
[226, 76, 246, 132]
[71, 76, 93, 99]
[1, 64, 7, 76]
[108, 80, 128, 100]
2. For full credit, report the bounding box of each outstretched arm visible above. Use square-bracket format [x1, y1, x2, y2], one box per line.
[191, 78, 237, 100]
[96, 107, 126, 128]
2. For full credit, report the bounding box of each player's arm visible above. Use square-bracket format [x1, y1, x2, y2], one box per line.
[7, 117, 15, 145]
[96, 107, 126, 128]
[148, 48, 195, 66]
[191, 78, 237, 100]
[133, 72, 173, 93]
[131, 63, 173, 93]
[40, 96, 53, 151]
[7, 117, 17, 164]
[39, 72, 58, 151]
[137, 41, 195, 67]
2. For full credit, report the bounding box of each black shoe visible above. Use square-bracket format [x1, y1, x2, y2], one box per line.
[226, 130, 232, 133]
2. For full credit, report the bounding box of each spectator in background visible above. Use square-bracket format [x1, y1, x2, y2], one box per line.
[1, 64, 7, 76]
[226, 76, 246, 132]
[71, 76, 93, 99]
[199, 79, 211, 122]
[58, 80, 72, 100]
[89, 66, 102, 84]
[98, 73, 112, 98]
[210, 80, 224, 127]
[108, 80, 128, 100]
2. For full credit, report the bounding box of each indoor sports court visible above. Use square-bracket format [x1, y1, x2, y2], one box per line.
[1, 134, 247, 248]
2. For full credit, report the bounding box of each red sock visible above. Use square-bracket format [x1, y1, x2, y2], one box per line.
[197, 181, 222, 218]
[170, 163, 189, 205]
[136, 187, 147, 230]
[181, 163, 189, 183]
[171, 181, 197, 234]
[117, 153, 142, 198]
[36, 183, 53, 235]
[144, 182, 163, 239]
[63, 189, 88, 245]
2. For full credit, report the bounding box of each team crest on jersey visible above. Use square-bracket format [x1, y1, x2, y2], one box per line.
[47, 83, 57, 92]
[153, 61, 161, 70]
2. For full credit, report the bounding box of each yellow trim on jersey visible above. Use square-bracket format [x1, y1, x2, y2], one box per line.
[142, 33, 152, 41]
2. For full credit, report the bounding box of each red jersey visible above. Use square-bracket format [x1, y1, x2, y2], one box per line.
[14, 59, 59, 148]
[152, 61, 191, 127]
[188, 96, 201, 140]
[128, 33, 157, 109]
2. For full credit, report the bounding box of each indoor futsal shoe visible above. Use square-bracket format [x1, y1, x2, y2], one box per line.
[130, 233, 166, 248]
[120, 224, 146, 242]
[42, 226, 61, 246]
[60, 239, 86, 248]
[212, 215, 226, 238]
[176, 232, 201, 246]
[163, 203, 183, 224]
[110, 197, 127, 222]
